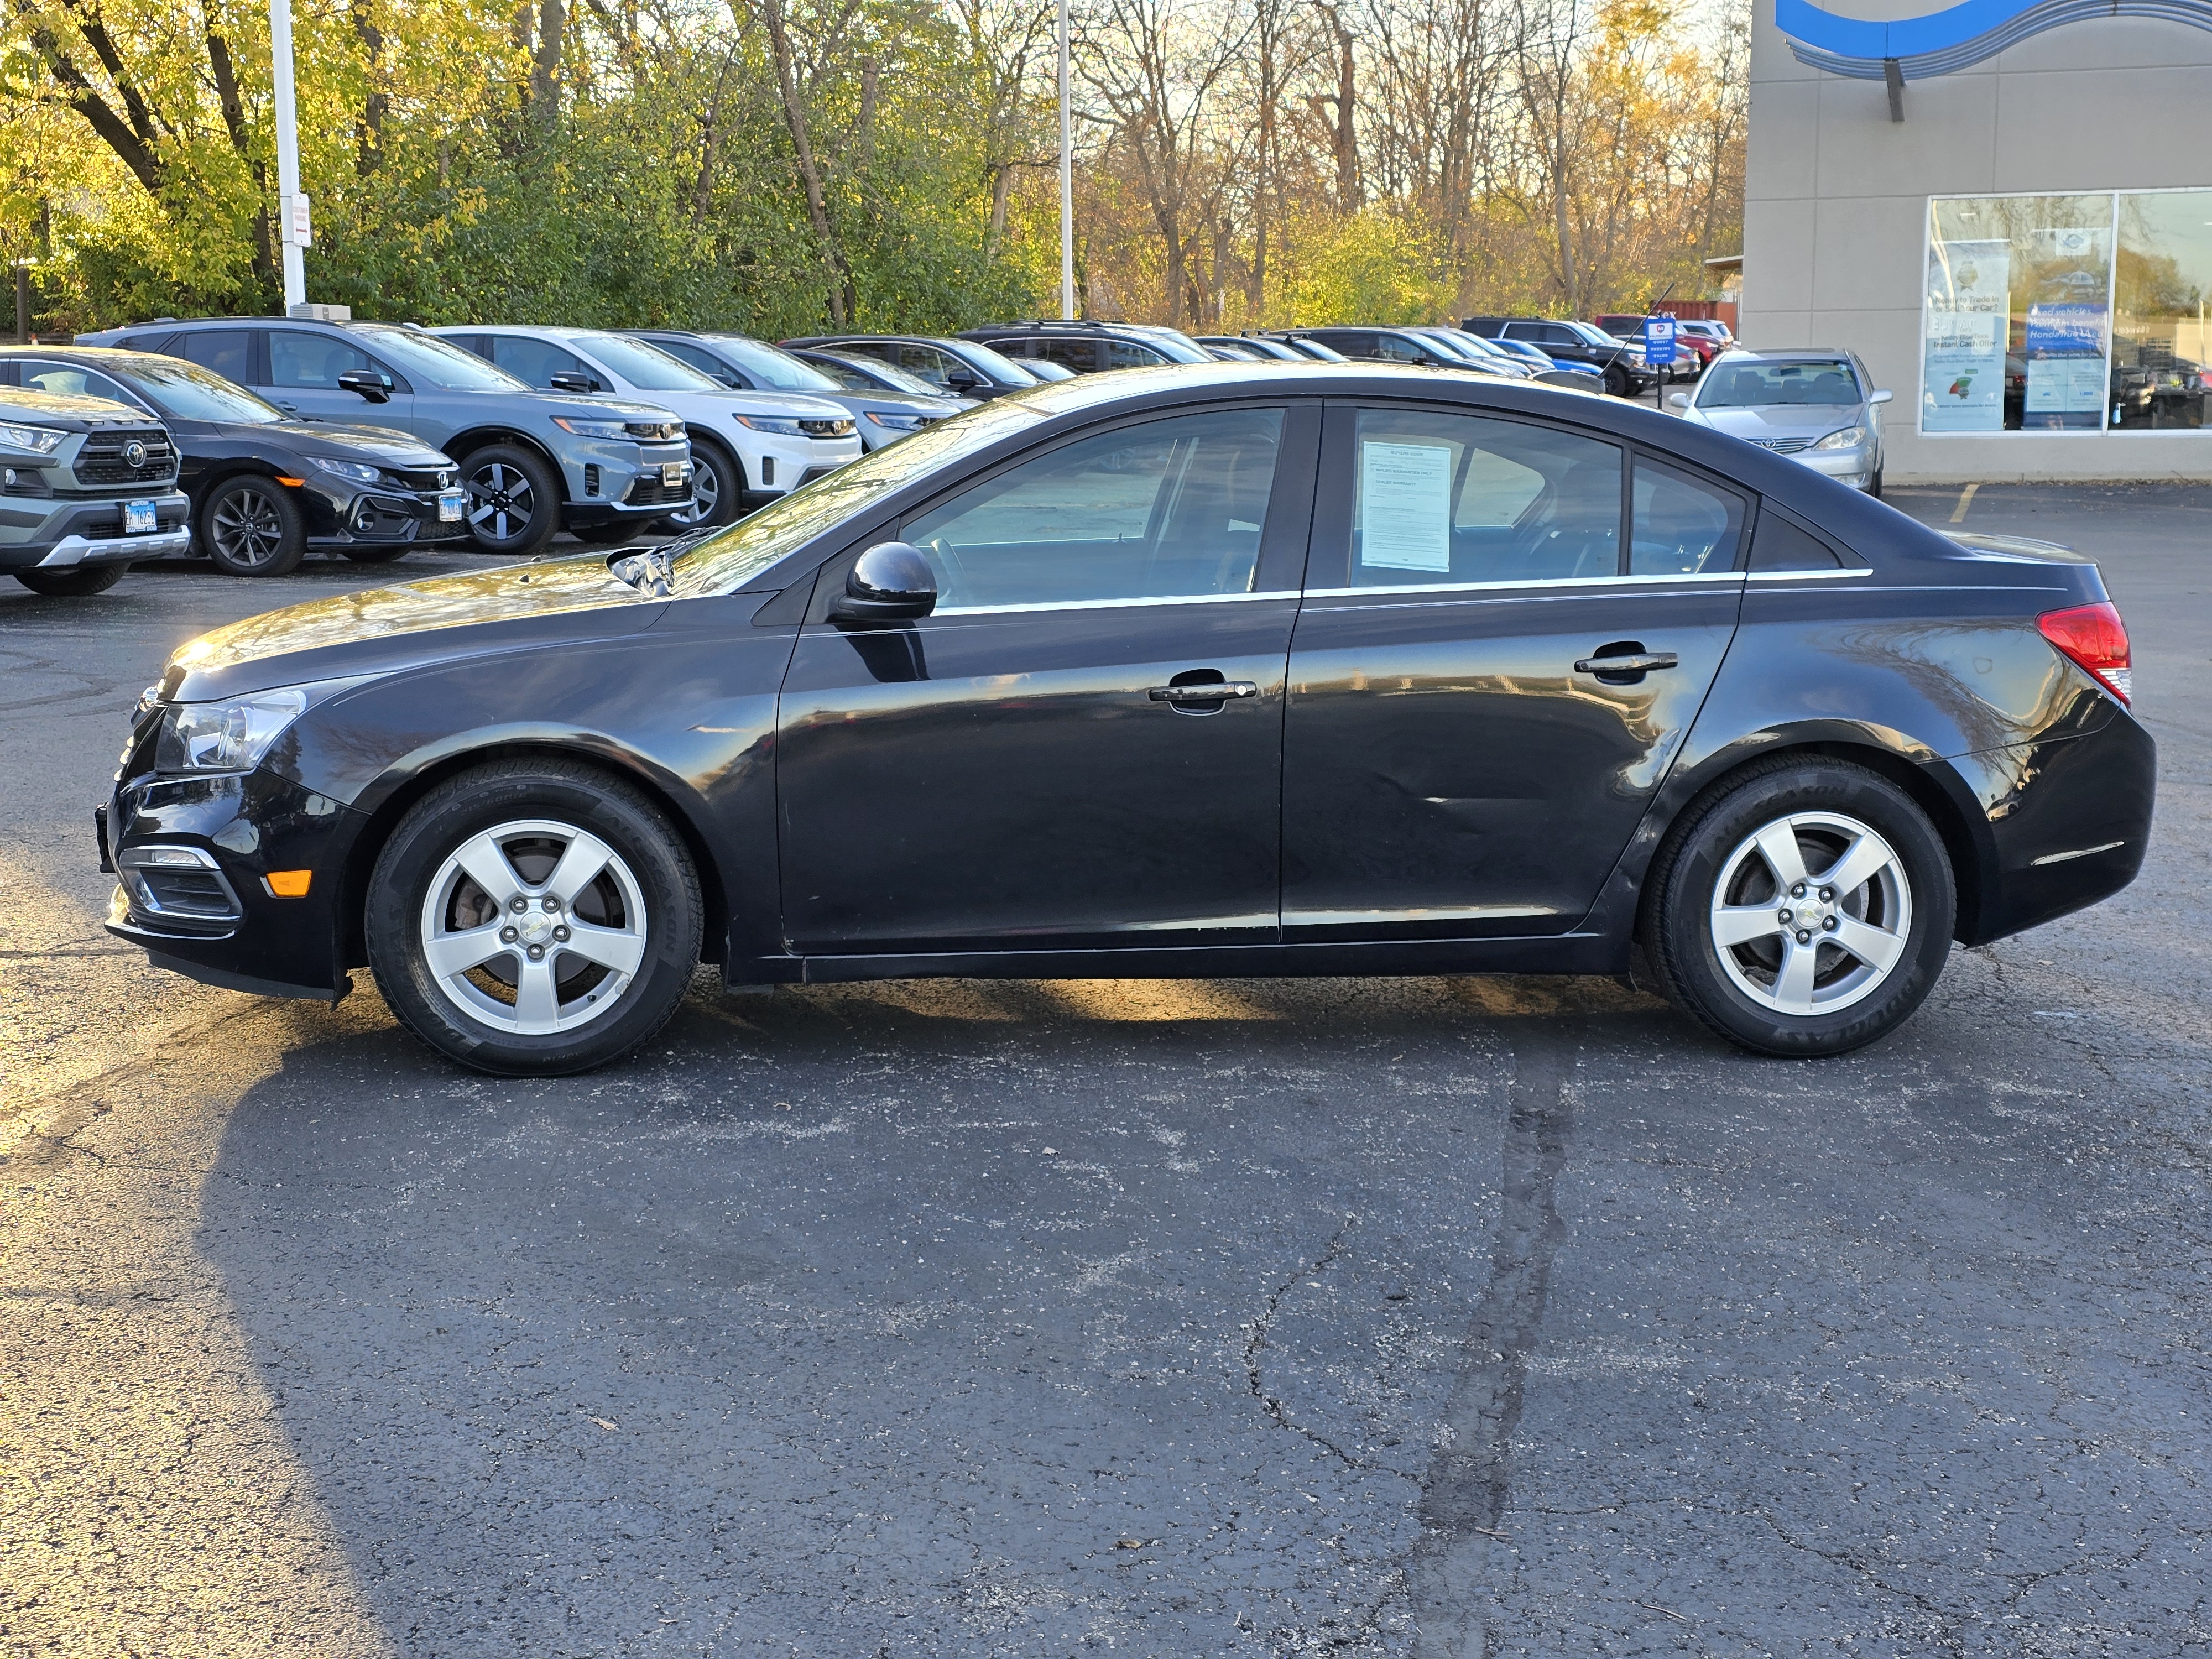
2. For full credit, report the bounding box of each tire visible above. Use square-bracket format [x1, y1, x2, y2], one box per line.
[1641, 758, 1955, 1057]
[14, 564, 127, 596]
[202, 476, 307, 577]
[458, 444, 561, 559]
[339, 540, 413, 563]
[366, 759, 703, 1076]
[659, 436, 742, 531]
[1603, 365, 1631, 398]
[1868, 468, 1884, 499]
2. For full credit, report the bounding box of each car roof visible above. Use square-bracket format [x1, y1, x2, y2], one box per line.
[1713, 347, 1858, 361]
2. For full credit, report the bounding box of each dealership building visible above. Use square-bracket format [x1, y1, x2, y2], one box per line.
[1743, 0, 2212, 480]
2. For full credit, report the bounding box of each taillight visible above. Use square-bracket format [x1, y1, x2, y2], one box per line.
[2038, 601, 2132, 706]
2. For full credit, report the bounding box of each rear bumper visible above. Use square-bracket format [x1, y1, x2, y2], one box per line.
[1938, 705, 2157, 946]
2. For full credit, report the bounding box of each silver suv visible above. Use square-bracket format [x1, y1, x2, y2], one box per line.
[74, 318, 693, 556]
[0, 388, 190, 597]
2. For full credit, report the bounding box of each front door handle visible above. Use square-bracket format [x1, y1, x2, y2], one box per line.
[1574, 651, 1678, 676]
[1149, 681, 1259, 703]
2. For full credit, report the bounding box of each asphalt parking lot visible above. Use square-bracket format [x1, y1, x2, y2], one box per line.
[3, 487, 2209, 1657]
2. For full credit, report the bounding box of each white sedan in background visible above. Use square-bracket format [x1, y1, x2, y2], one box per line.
[434, 326, 861, 528]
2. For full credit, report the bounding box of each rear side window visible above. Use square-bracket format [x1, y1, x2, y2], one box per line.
[1630, 458, 1745, 575]
[1036, 338, 1100, 372]
[902, 407, 1284, 609]
[175, 330, 253, 382]
[1345, 408, 1622, 586]
[1749, 510, 1853, 571]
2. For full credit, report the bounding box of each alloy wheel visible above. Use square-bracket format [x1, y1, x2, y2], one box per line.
[209, 488, 286, 570]
[1708, 810, 1912, 1017]
[663, 455, 719, 527]
[466, 462, 536, 544]
[418, 817, 649, 1036]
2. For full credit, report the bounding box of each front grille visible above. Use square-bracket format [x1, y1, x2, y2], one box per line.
[799, 417, 855, 438]
[624, 474, 690, 507]
[386, 465, 457, 492]
[1749, 437, 1812, 454]
[75, 428, 176, 486]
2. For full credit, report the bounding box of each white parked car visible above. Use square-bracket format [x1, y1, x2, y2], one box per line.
[434, 326, 862, 529]
[1669, 347, 1894, 497]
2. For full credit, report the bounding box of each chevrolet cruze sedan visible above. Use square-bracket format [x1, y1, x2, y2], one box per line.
[100, 364, 2152, 1076]
[1673, 348, 1892, 495]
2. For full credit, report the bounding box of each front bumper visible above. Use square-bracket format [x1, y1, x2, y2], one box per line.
[1792, 444, 1879, 488]
[102, 766, 366, 1000]
[304, 479, 469, 548]
[0, 492, 192, 569]
[555, 439, 693, 523]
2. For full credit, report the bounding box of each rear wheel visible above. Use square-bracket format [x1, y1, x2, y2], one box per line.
[459, 444, 561, 558]
[1642, 758, 1955, 1056]
[202, 476, 306, 576]
[14, 565, 127, 596]
[366, 760, 702, 1075]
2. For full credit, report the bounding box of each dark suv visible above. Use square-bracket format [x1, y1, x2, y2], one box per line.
[0, 388, 190, 596]
[74, 318, 692, 557]
[781, 335, 1042, 399]
[1462, 317, 1653, 397]
[957, 320, 1213, 374]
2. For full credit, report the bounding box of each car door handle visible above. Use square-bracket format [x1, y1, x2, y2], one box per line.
[1574, 651, 1678, 676]
[1149, 681, 1259, 703]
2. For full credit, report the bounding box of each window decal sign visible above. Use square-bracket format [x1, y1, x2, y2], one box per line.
[1358, 441, 1453, 572]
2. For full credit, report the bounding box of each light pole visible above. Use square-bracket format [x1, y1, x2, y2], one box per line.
[12, 259, 29, 343]
[268, 0, 307, 312]
[1057, 0, 1073, 320]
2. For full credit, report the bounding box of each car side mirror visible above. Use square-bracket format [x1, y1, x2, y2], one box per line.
[1868, 389, 1894, 405]
[944, 368, 982, 392]
[549, 370, 598, 394]
[1668, 391, 1691, 409]
[831, 541, 937, 623]
[337, 369, 390, 404]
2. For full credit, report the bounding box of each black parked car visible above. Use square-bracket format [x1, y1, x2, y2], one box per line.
[958, 320, 1215, 373]
[1462, 317, 1654, 397]
[101, 364, 2151, 1078]
[1274, 326, 1515, 379]
[781, 335, 1042, 399]
[3, 346, 464, 576]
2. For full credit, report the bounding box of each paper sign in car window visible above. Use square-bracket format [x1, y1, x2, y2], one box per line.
[1359, 441, 1453, 571]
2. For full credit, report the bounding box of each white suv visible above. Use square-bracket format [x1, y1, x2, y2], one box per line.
[435, 327, 860, 528]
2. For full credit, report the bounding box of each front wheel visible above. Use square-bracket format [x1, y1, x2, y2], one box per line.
[1603, 365, 1631, 398]
[15, 565, 127, 596]
[459, 444, 561, 559]
[366, 760, 703, 1075]
[659, 437, 742, 531]
[1642, 758, 1955, 1057]
[202, 476, 306, 576]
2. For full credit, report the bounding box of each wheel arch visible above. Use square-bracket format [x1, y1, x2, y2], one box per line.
[441, 426, 565, 478]
[335, 738, 731, 970]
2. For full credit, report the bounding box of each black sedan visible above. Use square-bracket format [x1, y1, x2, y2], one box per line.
[0, 346, 465, 577]
[99, 364, 2153, 1076]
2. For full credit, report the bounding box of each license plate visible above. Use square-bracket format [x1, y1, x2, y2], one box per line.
[437, 489, 465, 523]
[123, 500, 157, 534]
[662, 462, 685, 488]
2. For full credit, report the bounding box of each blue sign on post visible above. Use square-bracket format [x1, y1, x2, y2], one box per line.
[1642, 314, 1678, 367]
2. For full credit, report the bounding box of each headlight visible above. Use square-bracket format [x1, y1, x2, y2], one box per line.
[553, 416, 634, 440]
[1813, 425, 1869, 450]
[736, 415, 806, 436]
[864, 410, 928, 431]
[0, 422, 65, 455]
[152, 677, 363, 774]
[308, 455, 384, 484]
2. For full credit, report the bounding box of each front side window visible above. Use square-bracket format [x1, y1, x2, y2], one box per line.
[895, 345, 958, 387]
[490, 335, 594, 389]
[350, 325, 528, 392]
[654, 339, 741, 384]
[269, 330, 375, 389]
[1630, 458, 1744, 575]
[1347, 408, 1623, 587]
[1373, 335, 1428, 363]
[701, 337, 839, 392]
[902, 408, 1284, 610]
[1105, 339, 1165, 369]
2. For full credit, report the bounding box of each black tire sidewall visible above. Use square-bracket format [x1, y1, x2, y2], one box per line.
[461, 444, 561, 558]
[202, 476, 306, 577]
[366, 766, 701, 1075]
[1653, 762, 1955, 1057]
[15, 564, 127, 596]
[339, 540, 413, 563]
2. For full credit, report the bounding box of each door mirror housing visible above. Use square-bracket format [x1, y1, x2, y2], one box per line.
[548, 370, 598, 395]
[943, 367, 983, 392]
[336, 369, 391, 404]
[831, 541, 937, 623]
[1667, 391, 1691, 409]
[1867, 389, 1895, 405]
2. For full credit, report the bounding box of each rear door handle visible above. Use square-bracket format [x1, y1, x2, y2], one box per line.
[1574, 651, 1678, 676]
[1149, 681, 1258, 703]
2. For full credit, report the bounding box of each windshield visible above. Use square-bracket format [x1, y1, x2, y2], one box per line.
[675, 397, 1045, 593]
[1287, 337, 1349, 362]
[351, 326, 530, 391]
[103, 356, 286, 424]
[703, 336, 840, 392]
[1129, 328, 1212, 364]
[816, 352, 938, 397]
[573, 333, 723, 392]
[1698, 359, 1860, 408]
[957, 340, 1038, 384]
[1022, 357, 1076, 380]
[1563, 321, 1622, 348]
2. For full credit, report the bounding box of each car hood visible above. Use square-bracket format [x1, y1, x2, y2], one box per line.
[1694, 404, 1864, 439]
[161, 552, 664, 701]
[496, 389, 681, 424]
[263, 420, 452, 466]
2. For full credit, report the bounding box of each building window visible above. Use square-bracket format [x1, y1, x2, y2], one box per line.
[1925, 190, 2212, 435]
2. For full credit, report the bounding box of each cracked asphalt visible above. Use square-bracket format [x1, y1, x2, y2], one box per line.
[3, 484, 2208, 1657]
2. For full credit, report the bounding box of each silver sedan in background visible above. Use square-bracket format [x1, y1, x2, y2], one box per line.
[1670, 347, 1894, 495]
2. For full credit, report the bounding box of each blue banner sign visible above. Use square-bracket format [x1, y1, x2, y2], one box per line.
[1642, 315, 1678, 367]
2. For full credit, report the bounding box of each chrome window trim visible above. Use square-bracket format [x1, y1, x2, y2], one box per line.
[930, 588, 1302, 619]
[1302, 570, 1747, 601]
[1746, 567, 1876, 582]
